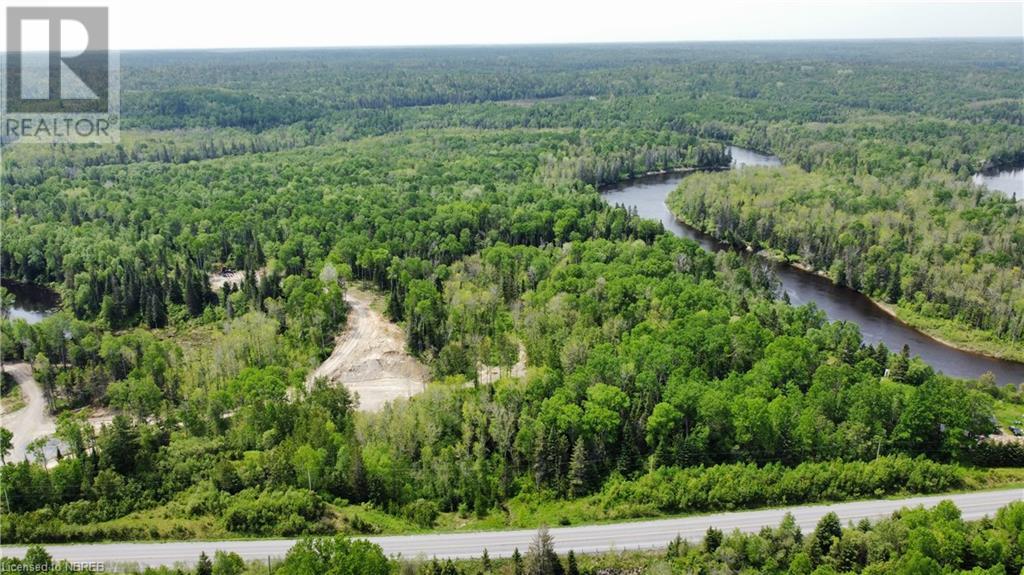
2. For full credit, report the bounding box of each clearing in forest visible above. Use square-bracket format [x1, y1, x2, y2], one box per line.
[308, 287, 428, 411]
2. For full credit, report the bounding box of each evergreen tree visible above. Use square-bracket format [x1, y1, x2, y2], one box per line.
[347, 444, 369, 502]
[22, 546, 53, 570]
[568, 438, 588, 499]
[566, 550, 579, 575]
[704, 526, 723, 553]
[196, 551, 213, 575]
[512, 548, 524, 575]
[811, 512, 843, 564]
[533, 433, 549, 488]
[666, 534, 683, 558]
[526, 525, 563, 575]
[889, 344, 911, 382]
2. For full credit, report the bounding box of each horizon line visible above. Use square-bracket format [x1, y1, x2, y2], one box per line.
[5, 35, 1019, 55]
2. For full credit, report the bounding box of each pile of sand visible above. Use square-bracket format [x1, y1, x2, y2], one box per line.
[308, 288, 428, 412]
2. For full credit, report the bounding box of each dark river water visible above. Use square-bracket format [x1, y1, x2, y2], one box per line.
[1, 279, 59, 324]
[973, 166, 1024, 200]
[602, 146, 1024, 385]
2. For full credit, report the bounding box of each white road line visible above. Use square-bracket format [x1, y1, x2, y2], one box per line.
[1, 488, 1019, 568]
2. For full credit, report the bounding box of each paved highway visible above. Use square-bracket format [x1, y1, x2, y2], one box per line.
[2, 488, 1020, 569]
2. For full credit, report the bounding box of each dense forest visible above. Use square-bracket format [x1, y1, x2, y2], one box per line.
[667, 166, 1024, 360]
[2, 40, 1024, 551]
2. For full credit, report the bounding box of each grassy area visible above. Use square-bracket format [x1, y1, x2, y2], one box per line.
[993, 398, 1024, 434]
[487, 468, 1024, 530]
[0, 372, 25, 414]
[879, 302, 1024, 366]
[351, 281, 390, 315]
[38, 468, 1024, 544]
[33, 502, 426, 543]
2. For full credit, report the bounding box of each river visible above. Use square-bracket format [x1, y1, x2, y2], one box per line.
[601, 146, 1024, 385]
[973, 165, 1024, 201]
[1, 279, 59, 324]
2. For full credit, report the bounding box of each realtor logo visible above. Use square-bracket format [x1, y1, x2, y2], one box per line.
[3, 6, 119, 143]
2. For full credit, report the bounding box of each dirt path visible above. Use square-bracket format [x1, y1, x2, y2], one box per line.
[1, 362, 55, 463]
[1, 363, 117, 465]
[308, 288, 428, 411]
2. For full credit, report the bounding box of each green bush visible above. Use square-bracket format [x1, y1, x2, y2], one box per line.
[211, 550, 246, 575]
[596, 456, 964, 514]
[223, 488, 325, 535]
[347, 514, 380, 534]
[277, 536, 391, 575]
[967, 440, 1024, 467]
[402, 498, 440, 528]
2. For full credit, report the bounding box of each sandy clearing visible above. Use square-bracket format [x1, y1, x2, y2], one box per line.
[209, 268, 264, 292]
[308, 287, 428, 412]
[209, 270, 246, 291]
[477, 345, 528, 385]
[987, 433, 1024, 444]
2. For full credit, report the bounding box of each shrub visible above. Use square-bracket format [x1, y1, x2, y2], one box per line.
[967, 440, 1024, 467]
[223, 488, 324, 535]
[347, 514, 380, 534]
[402, 498, 440, 528]
[212, 550, 246, 575]
[277, 536, 390, 575]
[595, 456, 965, 515]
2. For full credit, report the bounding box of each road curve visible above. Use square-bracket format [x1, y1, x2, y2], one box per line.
[1, 488, 1020, 569]
[1, 362, 55, 463]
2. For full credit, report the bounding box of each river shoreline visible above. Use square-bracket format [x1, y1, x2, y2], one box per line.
[1, 278, 61, 324]
[787, 258, 1024, 364]
[602, 165, 717, 184]
[669, 206, 1024, 367]
[601, 149, 1024, 383]
[870, 300, 1024, 365]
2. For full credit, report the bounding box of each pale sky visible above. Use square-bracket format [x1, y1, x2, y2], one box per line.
[2, 0, 1022, 50]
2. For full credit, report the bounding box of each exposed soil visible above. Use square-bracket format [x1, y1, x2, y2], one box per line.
[987, 432, 1024, 444]
[1, 363, 119, 465]
[308, 287, 428, 411]
[477, 345, 528, 385]
[209, 268, 264, 292]
[1, 362, 55, 462]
